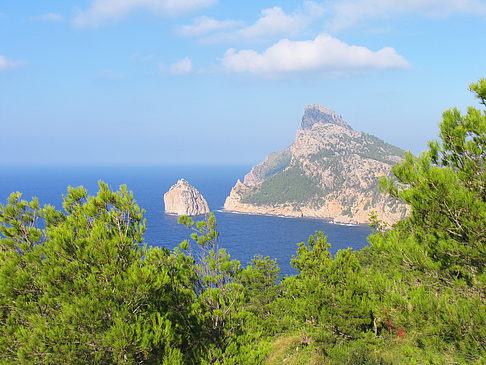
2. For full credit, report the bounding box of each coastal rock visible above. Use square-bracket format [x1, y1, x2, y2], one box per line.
[164, 179, 210, 216]
[224, 104, 408, 225]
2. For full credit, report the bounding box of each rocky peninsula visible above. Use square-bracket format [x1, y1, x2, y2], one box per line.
[164, 179, 210, 216]
[224, 104, 408, 225]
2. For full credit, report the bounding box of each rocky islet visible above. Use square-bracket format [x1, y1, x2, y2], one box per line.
[164, 178, 210, 216]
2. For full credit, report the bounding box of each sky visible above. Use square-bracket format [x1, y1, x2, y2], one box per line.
[1, 0, 485, 165]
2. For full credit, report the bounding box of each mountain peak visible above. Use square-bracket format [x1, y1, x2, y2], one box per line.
[301, 104, 351, 130]
[176, 178, 189, 186]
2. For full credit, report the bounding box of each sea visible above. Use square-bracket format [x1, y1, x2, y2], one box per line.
[0, 165, 372, 276]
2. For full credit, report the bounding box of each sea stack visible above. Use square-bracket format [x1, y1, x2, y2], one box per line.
[164, 179, 210, 216]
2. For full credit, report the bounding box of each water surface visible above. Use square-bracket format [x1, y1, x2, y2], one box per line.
[0, 165, 372, 275]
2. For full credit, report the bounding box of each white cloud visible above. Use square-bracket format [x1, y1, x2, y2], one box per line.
[222, 34, 410, 78]
[178, 1, 325, 43]
[238, 7, 307, 39]
[170, 57, 193, 74]
[329, 0, 486, 29]
[175, 16, 243, 36]
[238, 2, 324, 40]
[158, 58, 193, 74]
[29, 13, 64, 22]
[74, 0, 217, 28]
[159, 57, 193, 75]
[0, 55, 25, 71]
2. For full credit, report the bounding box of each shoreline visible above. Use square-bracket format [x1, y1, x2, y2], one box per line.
[220, 208, 363, 227]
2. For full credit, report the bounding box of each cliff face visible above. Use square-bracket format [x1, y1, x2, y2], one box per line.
[224, 104, 408, 225]
[164, 179, 210, 216]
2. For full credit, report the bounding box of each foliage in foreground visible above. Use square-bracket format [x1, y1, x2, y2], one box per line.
[1, 79, 485, 364]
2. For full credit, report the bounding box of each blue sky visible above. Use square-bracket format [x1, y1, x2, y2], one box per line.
[1, 0, 485, 165]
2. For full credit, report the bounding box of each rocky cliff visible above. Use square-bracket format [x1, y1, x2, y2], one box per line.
[224, 104, 408, 225]
[164, 179, 210, 216]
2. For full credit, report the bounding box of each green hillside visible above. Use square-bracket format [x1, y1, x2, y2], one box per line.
[242, 165, 323, 205]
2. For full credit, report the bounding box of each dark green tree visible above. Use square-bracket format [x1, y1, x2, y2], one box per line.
[281, 233, 373, 347]
[373, 79, 486, 362]
[0, 183, 203, 364]
[380, 78, 486, 286]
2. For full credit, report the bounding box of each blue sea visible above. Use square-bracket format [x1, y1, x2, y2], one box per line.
[0, 165, 372, 276]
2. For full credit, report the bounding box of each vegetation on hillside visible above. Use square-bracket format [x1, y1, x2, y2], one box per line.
[1, 79, 485, 363]
[242, 164, 323, 206]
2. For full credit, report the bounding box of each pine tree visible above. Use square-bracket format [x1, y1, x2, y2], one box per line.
[0, 182, 203, 364]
